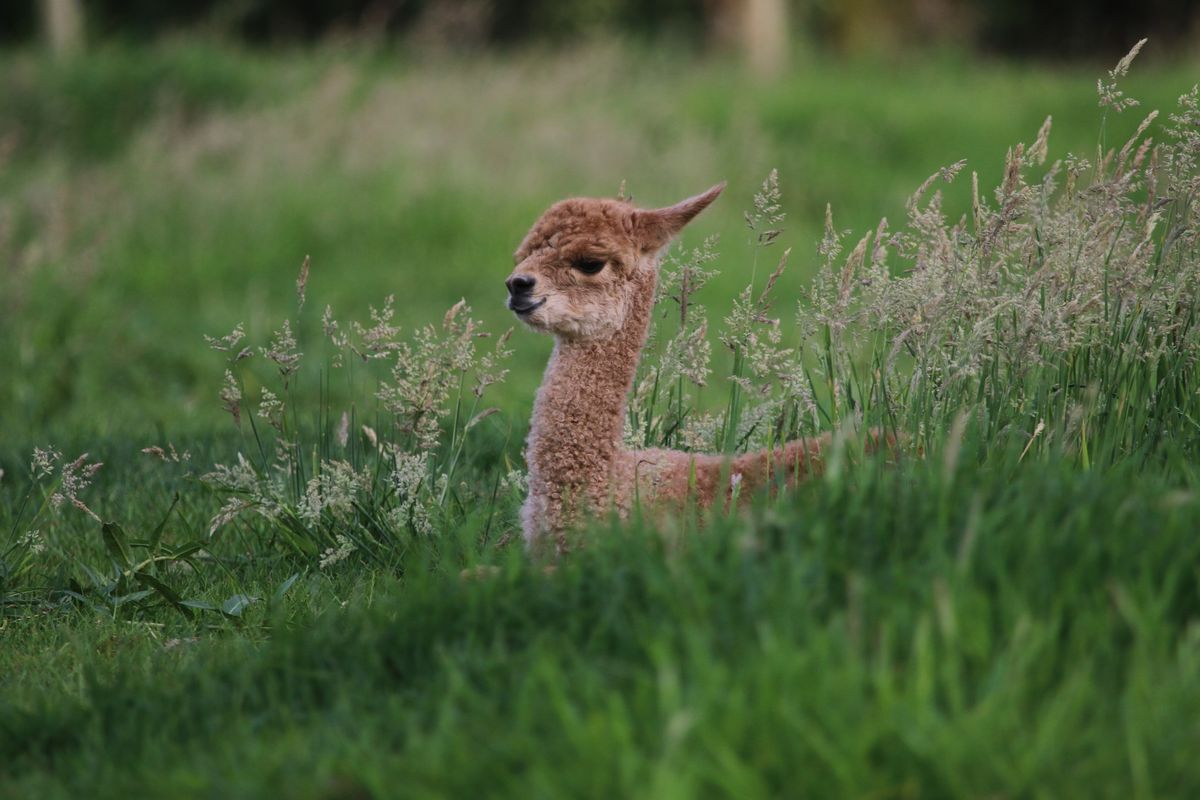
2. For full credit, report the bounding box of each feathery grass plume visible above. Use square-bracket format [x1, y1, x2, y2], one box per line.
[24, 446, 103, 522]
[746, 167, 784, 245]
[813, 42, 1196, 458]
[257, 388, 284, 432]
[658, 237, 720, 385]
[17, 529, 45, 555]
[657, 234, 720, 324]
[3, 445, 126, 603]
[474, 327, 514, 397]
[627, 234, 723, 448]
[388, 451, 435, 536]
[717, 171, 801, 450]
[30, 447, 61, 479]
[296, 255, 310, 310]
[377, 298, 488, 450]
[298, 460, 362, 525]
[49, 453, 103, 522]
[319, 534, 356, 570]
[201, 278, 512, 563]
[631, 44, 1198, 467]
[219, 370, 242, 426]
[261, 319, 302, 384]
[1098, 38, 1147, 113]
[204, 323, 245, 353]
[336, 411, 350, 447]
[629, 169, 832, 454]
[337, 296, 403, 361]
[140, 443, 191, 463]
[498, 468, 528, 496]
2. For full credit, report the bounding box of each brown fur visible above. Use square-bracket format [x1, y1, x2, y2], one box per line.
[507, 184, 893, 553]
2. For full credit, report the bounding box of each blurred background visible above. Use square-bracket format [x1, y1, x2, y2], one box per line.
[6, 0, 1200, 59]
[2, 0, 1197, 443]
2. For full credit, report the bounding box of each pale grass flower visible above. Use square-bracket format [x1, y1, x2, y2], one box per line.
[319, 534, 357, 569]
[661, 319, 712, 387]
[657, 234, 720, 323]
[377, 300, 494, 449]
[207, 498, 253, 538]
[257, 388, 284, 431]
[746, 168, 784, 245]
[1098, 38, 1147, 113]
[141, 443, 191, 463]
[205, 323, 245, 353]
[629, 61, 1199, 458]
[499, 469, 528, 495]
[621, 414, 642, 450]
[680, 412, 722, 451]
[19, 529, 46, 555]
[362, 425, 379, 449]
[475, 327, 514, 397]
[220, 370, 242, 426]
[296, 255, 310, 310]
[348, 296, 402, 360]
[389, 451, 435, 535]
[336, 412, 350, 447]
[298, 460, 363, 525]
[50, 453, 103, 522]
[202, 453, 287, 536]
[31, 446, 61, 479]
[203, 453, 259, 493]
[262, 319, 302, 382]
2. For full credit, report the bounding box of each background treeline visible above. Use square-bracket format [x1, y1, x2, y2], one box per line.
[5, 0, 1199, 58]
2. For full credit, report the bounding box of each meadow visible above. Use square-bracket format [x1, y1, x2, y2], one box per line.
[2, 39, 1199, 797]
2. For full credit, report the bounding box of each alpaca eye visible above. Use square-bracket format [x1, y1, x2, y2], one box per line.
[573, 258, 605, 275]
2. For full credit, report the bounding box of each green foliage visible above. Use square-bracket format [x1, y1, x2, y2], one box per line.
[3, 457, 1199, 797]
[1, 45, 1192, 442]
[0, 41, 266, 163]
[1, 42, 1199, 797]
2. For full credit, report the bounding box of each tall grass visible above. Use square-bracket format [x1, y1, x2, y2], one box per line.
[200, 288, 516, 567]
[4, 42, 1199, 610]
[4, 455, 1200, 797]
[1, 42, 1199, 797]
[4, 43, 1194, 443]
[633, 43, 1199, 479]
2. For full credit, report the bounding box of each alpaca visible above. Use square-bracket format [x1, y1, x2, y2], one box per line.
[506, 183, 891, 552]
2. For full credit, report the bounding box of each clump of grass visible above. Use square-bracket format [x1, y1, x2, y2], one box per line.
[5, 454, 1200, 798]
[632, 40, 1200, 472]
[200, 262, 516, 569]
[1, 261, 519, 613]
[3, 42, 1197, 616]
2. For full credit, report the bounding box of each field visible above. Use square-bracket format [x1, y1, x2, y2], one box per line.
[2, 40, 1200, 797]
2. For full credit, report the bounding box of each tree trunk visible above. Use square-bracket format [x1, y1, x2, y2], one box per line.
[705, 0, 789, 78]
[40, 0, 84, 56]
[742, 0, 788, 77]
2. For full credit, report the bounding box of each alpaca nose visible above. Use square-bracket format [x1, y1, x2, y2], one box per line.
[506, 275, 536, 296]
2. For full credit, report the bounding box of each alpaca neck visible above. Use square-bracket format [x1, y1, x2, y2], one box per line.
[527, 272, 655, 493]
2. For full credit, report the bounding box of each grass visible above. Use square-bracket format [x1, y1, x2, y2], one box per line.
[2, 39, 1200, 798]
[2, 41, 1195, 438]
[4, 455, 1199, 798]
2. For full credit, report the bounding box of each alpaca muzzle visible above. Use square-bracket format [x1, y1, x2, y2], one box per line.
[506, 274, 543, 315]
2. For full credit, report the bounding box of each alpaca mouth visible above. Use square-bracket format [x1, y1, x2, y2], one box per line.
[509, 298, 545, 316]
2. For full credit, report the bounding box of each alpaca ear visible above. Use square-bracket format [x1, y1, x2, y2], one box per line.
[632, 182, 725, 252]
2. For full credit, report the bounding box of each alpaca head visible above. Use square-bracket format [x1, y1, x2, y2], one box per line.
[505, 183, 725, 341]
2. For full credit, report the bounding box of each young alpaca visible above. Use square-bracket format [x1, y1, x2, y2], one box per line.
[506, 184, 889, 552]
